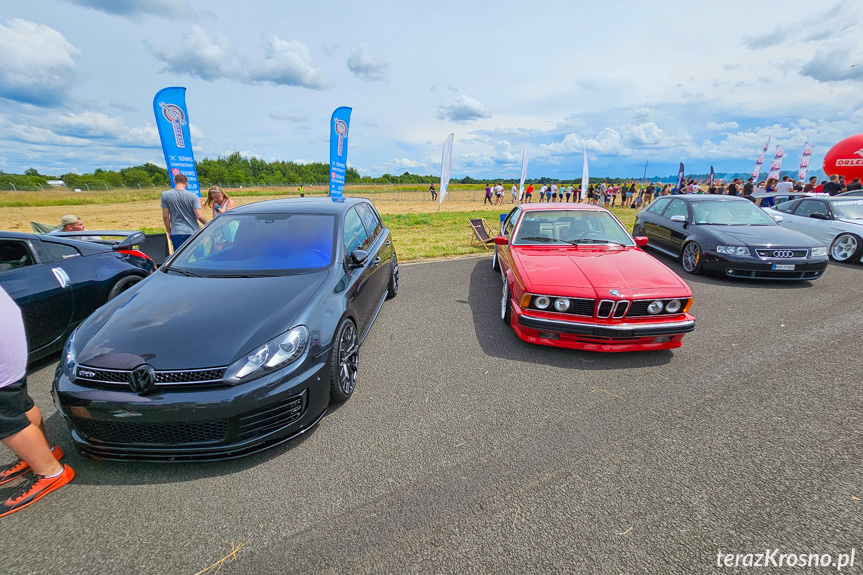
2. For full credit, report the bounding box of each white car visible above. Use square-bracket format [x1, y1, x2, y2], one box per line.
[767, 197, 863, 263]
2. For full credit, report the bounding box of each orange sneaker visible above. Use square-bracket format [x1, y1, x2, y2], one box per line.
[0, 445, 65, 486]
[0, 464, 74, 518]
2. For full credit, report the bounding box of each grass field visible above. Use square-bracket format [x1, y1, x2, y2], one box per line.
[0, 187, 640, 261]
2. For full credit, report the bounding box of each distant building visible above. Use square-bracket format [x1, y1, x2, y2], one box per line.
[47, 180, 66, 187]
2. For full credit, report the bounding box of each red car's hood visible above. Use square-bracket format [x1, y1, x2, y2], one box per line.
[512, 247, 690, 299]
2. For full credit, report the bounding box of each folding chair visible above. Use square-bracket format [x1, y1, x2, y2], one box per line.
[30, 221, 60, 234]
[469, 218, 496, 250]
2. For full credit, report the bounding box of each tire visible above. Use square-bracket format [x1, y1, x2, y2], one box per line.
[329, 318, 359, 403]
[501, 280, 512, 325]
[108, 275, 143, 299]
[492, 247, 500, 271]
[386, 254, 399, 299]
[830, 233, 862, 263]
[681, 242, 704, 275]
[632, 224, 645, 237]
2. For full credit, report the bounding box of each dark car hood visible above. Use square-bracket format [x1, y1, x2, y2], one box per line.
[77, 270, 329, 370]
[702, 225, 822, 247]
[513, 247, 690, 299]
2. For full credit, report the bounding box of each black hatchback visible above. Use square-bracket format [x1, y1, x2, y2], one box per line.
[53, 198, 398, 461]
[633, 195, 829, 280]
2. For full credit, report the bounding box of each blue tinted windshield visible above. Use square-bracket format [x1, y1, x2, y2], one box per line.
[170, 213, 335, 276]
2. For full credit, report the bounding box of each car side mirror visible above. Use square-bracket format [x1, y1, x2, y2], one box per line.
[810, 213, 830, 220]
[670, 215, 687, 223]
[348, 249, 369, 268]
[771, 214, 784, 222]
[634, 236, 649, 247]
[494, 236, 508, 245]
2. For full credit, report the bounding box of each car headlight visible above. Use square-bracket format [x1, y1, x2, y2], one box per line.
[811, 246, 827, 257]
[665, 299, 682, 313]
[62, 330, 77, 382]
[647, 300, 664, 314]
[553, 298, 571, 312]
[224, 325, 309, 384]
[534, 296, 551, 310]
[716, 245, 750, 256]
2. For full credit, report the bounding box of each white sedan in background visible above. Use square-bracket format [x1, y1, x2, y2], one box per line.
[767, 197, 863, 263]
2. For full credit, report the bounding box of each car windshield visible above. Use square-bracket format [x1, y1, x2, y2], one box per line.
[168, 213, 335, 276]
[690, 201, 776, 226]
[830, 199, 863, 220]
[513, 210, 634, 246]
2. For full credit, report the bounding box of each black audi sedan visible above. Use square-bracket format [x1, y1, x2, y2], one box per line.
[0, 231, 155, 362]
[633, 195, 829, 280]
[53, 198, 398, 461]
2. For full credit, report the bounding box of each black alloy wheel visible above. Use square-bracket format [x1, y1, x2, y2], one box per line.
[386, 254, 399, 299]
[329, 319, 359, 403]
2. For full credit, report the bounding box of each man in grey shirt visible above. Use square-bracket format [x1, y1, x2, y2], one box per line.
[160, 174, 207, 250]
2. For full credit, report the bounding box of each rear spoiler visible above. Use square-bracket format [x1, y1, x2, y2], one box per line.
[48, 231, 145, 250]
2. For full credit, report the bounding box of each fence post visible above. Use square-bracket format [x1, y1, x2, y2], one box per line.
[38, 183, 44, 191]
[9, 182, 16, 191]
[104, 184, 109, 191]
[85, 184, 89, 191]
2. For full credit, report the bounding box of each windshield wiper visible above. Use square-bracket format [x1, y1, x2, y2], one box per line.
[163, 266, 202, 278]
[567, 239, 628, 246]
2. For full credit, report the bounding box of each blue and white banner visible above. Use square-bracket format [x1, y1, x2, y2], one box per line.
[518, 141, 530, 201]
[439, 133, 454, 205]
[154, 87, 200, 196]
[329, 106, 352, 199]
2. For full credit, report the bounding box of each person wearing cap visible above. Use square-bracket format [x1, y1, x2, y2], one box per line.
[48, 215, 100, 241]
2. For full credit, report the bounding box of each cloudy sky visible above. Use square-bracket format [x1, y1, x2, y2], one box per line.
[1, 0, 861, 180]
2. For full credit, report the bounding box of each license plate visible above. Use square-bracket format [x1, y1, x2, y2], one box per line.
[772, 264, 795, 270]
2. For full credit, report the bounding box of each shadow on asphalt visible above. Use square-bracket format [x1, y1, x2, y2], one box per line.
[467, 259, 674, 370]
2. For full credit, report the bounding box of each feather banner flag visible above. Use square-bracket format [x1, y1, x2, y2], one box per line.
[328, 106, 352, 199]
[438, 133, 454, 206]
[153, 87, 201, 196]
[709, 166, 715, 186]
[798, 142, 813, 182]
[518, 141, 530, 201]
[767, 145, 784, 181]
[581, 148, 589, 200]
[675, 162, 685, 192]
[751, 137, 771, 182]
[641, 160, 648, 190]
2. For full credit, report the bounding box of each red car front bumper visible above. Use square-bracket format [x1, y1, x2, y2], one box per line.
[511, 307, 695, 352]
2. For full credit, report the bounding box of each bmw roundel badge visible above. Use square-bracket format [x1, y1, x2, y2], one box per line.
[609, 289, 621, 296]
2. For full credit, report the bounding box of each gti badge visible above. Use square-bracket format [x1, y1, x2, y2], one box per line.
[609, 289, 621, 296]
[129, 365, 156, 396]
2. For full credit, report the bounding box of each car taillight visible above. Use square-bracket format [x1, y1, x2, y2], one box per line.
[117, 248, 152, 262]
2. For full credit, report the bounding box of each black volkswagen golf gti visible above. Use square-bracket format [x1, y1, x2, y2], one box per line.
[633, 195, 829, 280]
[53, 198, 398, 461]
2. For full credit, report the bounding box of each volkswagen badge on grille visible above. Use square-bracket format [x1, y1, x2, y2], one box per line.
[129, 365, 156, 395]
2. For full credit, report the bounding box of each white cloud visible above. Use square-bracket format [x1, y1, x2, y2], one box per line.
[800, 34, 863, 82]
[246, 35, 328, 89]
[436, 95, 491, 123]
[347, 44, 389, 82]
[706, 121, 739, 130]
[148, 26, 236, 81]
[0, 19, 80, 106]
[626, 122, 664, 145]
[64, 0, 195, 19]
[268, 112, 308, 123]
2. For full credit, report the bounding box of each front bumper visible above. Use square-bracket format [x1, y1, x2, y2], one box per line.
[512, 308, 695, 352]
[703, 253, 828, 280]
[52, 356, 331, 462]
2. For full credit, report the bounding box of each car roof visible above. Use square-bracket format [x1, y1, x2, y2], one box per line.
[518, 203, 607, 212]
[230, 197, 372, 215]
[0, 231, 38, 240]
[668, 195, 751, 202]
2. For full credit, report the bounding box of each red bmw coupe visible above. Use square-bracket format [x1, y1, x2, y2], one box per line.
[493, 204, 695, 352]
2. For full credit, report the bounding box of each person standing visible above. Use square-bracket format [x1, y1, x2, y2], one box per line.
[565, 184, 573, 203]
[484, 184, 493, 205]
[846, 178, 862, 192]
[802, 177, 817, 193]
[204, 187, 235, 219]
[161, 174, 207, 251]
[0, 286, 74, 518]
[550, 183, 559, 202]
[494, 182, 504, 205]
[524, 183, 533, 203]
[428, 183, 437, 201]
[539, 184, 548, 203]
[510, 183, 518, 204]
[822, 175, 844, 196]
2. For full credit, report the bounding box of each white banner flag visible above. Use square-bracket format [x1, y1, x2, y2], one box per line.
[438, 133, 454, 206]
[767, 145, 784, 181]
[751, 136, 770, 182]
[581, 148, 589, 200]
[518, 141, 530, 201]
[798, 142, 813, 182]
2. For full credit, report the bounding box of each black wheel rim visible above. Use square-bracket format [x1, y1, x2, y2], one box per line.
[391, 257, 399, 293]
[338, 322, 358, 395]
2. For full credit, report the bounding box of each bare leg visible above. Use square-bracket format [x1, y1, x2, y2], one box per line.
[2, 409, 62, 477]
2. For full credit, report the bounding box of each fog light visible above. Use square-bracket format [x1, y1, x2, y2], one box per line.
[535, 296, 551, 310]
[553, 298, 571, 312]
[647, 300, 663, 314]
[538, 332, 560, 340]
[665, 299, 682, 313]
[654, 336, 672, 343]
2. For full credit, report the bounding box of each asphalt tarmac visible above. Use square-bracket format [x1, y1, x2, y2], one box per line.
[2, 254, 861, 575]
